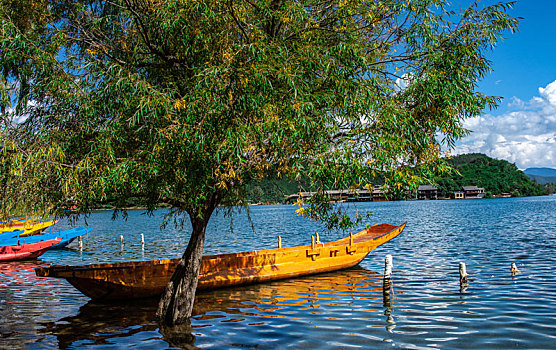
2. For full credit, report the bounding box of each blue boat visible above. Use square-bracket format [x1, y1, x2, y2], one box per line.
[0, 229, 24, 240]
[0, 227, 91, 249]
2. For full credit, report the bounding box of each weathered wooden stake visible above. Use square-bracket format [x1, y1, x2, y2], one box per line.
[120, 235, 124, 245]
[384, 254, 393, 279]
[78, 236, 83, 250]
[278, 236, 282, 249]
[141, 233, 145, 246]
[511, 262, 520, 275]
[383, 255, 393, 306]
[459, 262, 468, 286]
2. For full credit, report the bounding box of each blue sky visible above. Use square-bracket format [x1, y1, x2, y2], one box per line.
[453, 0, 556, 169]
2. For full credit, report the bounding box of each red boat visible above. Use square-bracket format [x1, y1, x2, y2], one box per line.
[0, 238, 61, 262]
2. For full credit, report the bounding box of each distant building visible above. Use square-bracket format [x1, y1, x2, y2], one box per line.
[454, 191, 464, 199]
[417, 185, 438, 200]
[372, 186, 387, 201]
[348, 188, 371, 202]
[284, 188, 374, 203]
[462, 186, 485, 199]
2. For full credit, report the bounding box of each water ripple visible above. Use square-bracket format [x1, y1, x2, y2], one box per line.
[1, 196, 555, 348]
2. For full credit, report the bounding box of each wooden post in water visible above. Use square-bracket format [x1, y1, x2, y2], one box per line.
[511, 262, 520, 275]
[459, 262, 468, 291]
[383, 254, 393, 307]
[384, 254, 393, 279]
[120, 235, 124, 245]
[141, 233, 145, 247]
[78, 236, 83, 251]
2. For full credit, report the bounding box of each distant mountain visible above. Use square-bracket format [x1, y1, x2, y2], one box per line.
[524, 168, 556, 185]
[525, 174, 556, 185]
[524, 168, 556, 177]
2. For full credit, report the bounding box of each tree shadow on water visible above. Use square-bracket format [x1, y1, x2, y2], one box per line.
[38, 298, 170, 349]
[159, 321, 199, 350]
[39, 265, 384, 349]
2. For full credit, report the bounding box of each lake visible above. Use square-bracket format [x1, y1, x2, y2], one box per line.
[1, 196, 555, 349]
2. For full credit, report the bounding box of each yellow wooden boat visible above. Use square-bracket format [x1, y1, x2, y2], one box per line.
[0, 217, 35, 229]
[0, 216, 29, 224]
[0, 220, 58, 237]
[35, 222, 405, 300]
[0, 220, 57, 236]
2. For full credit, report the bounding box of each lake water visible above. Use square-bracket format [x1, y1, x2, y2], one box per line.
[1, 196, 555, 349]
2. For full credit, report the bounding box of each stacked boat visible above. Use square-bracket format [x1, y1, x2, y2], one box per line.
[0, 218, 91, 262]
[0, 217, 58, 236]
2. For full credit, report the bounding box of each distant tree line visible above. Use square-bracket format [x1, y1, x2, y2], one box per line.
[244, 153, 548, 203]
[544, 183, 556, 194]
[435, 153, 547, 198]
[88, 153, 548, 207]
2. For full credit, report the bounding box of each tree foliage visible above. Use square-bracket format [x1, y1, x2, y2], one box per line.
[435, 153, 547, 197]
[1, 0, 518, 323]
[544, 183, 556, 195]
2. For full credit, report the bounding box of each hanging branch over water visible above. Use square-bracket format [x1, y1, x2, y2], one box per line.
[0, 0, 518, 324]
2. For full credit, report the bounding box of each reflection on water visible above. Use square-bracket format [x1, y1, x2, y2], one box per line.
[39, 300, 160, 349]
[32, 267, 384, 349]
[1, 196, 556, 349]
[194, 266, 382, 317]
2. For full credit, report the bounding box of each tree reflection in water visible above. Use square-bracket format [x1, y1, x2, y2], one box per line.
[39, 299, 161, 349]
[38, 266, 385, 348]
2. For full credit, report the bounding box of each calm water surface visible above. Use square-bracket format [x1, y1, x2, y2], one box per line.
[1, 196, 555, 349]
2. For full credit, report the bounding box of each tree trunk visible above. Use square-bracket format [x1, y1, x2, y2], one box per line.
[156, 215, 209, 325]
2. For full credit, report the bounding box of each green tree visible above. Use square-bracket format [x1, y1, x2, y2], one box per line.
[0, 0, 517, 325]
[544, 183, 556, 194]
[435, 153, 547, 197]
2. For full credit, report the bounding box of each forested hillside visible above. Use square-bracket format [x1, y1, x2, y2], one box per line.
[244, 153, 548, 203]
[245, 178, 312, 204]
[435, 154, 547, 197]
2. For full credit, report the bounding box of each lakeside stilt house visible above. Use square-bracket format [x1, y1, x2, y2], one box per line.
[417, 185, 439, 200]
[283, 184, 488, 203]
[462, 186, 486, 199]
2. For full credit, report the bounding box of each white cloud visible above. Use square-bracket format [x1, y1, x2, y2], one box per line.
[395, 72, 414, 92]
[539, 80, 556, 106]
[453, 79, 556, 169]
[1, 100, 37, 125]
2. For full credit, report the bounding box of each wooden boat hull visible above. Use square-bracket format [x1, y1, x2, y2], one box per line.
[36, 222, 405, 300]
[0, 229, 24, 241]
[0, 217, 35, 229]
[0, 238, 62, 262]
[0, 220, 57, 236]
[50, 227, 91, 249]
[0, 227, 92, 249]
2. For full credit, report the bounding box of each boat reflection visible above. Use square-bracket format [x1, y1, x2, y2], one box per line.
[39, 266, 387, 348]
[0, 261, 43, 343]
[1, 260, 76, 348]
[0, 259, 78, 300]
[39, 300, 160, 349]
[0, 260, 54, 301]
[194, 265, 384, 318]
[0, 260, 42, 278]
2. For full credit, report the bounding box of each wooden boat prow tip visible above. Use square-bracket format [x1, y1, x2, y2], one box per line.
[35, 222, 406, 300]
